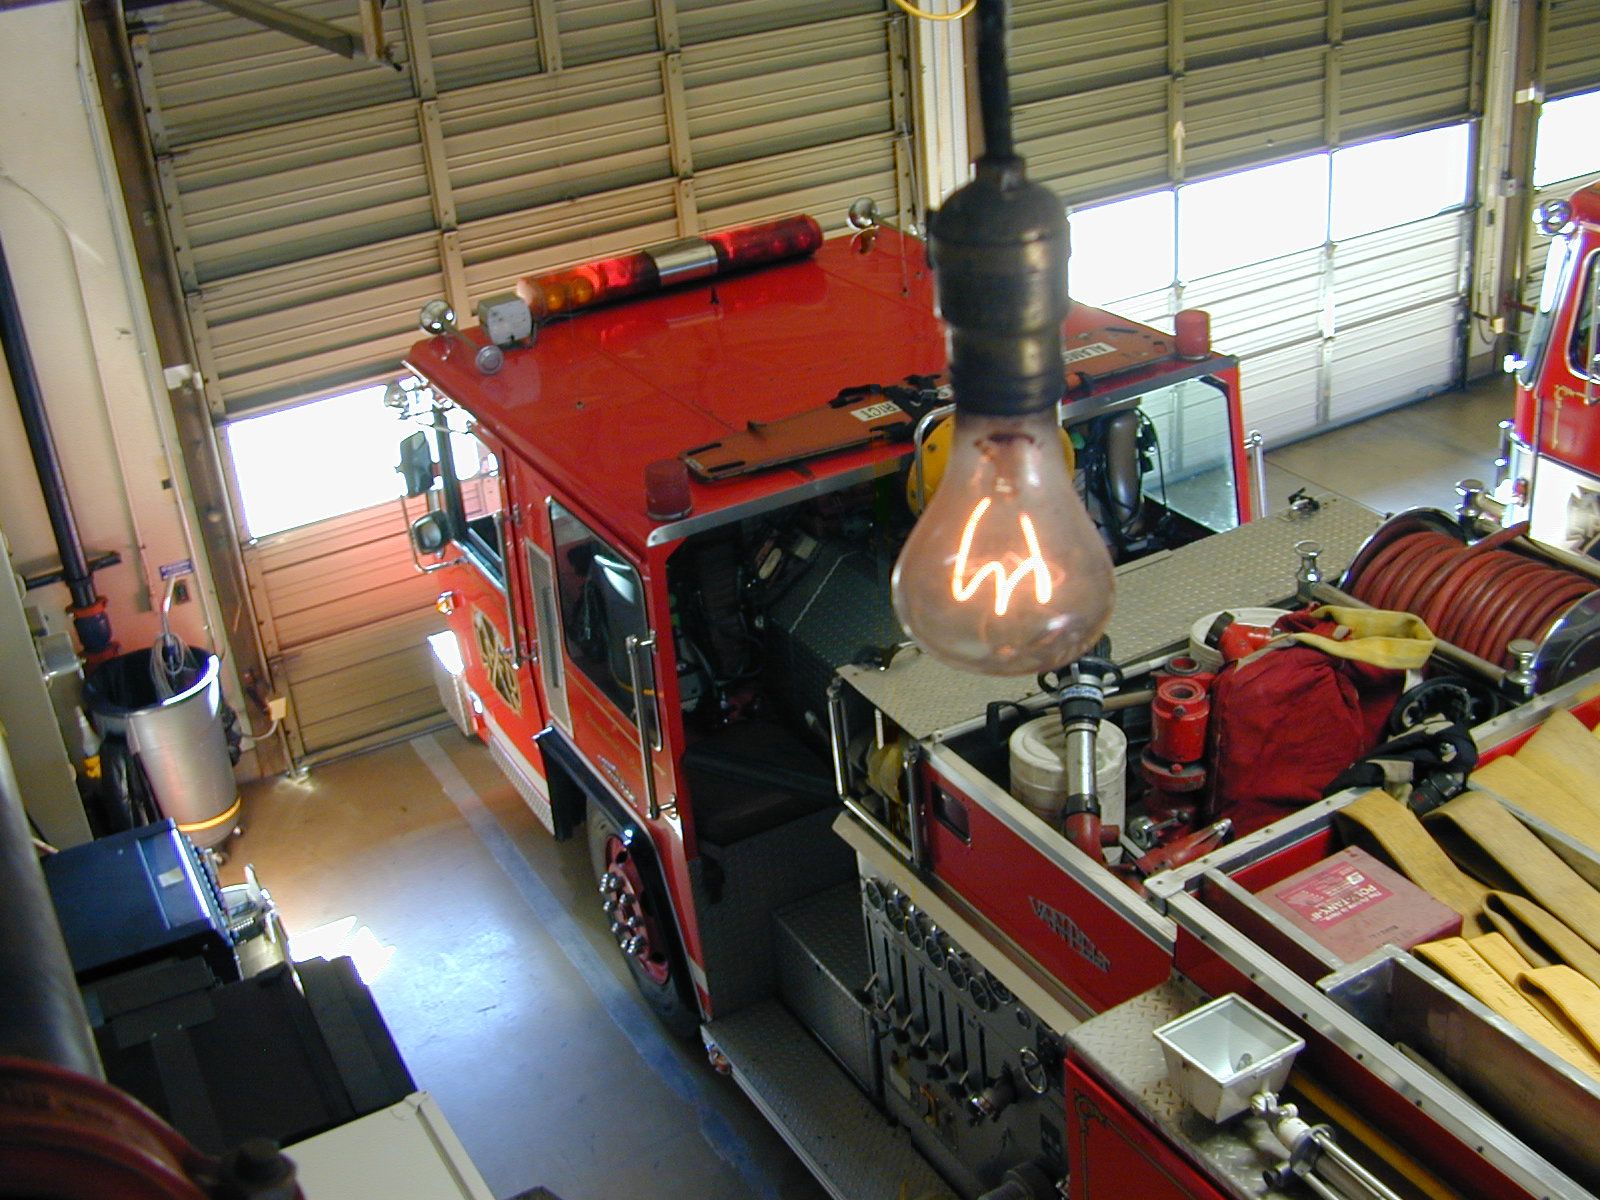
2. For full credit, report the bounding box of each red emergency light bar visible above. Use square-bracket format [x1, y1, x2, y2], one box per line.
[515, 214, 823, 320]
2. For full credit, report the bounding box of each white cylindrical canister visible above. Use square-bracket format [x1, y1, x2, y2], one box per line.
[1008, 715, 1128, 860]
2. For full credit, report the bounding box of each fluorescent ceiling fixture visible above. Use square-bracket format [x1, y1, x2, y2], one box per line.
[1068, 190, 1175, 306]
[1534, 89, 1600, 188]
[1332, 124, 1471, 240]
[1179, 154, 1330, 281]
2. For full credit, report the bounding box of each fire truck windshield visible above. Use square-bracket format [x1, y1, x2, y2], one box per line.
[1519, 234, 1577, 389]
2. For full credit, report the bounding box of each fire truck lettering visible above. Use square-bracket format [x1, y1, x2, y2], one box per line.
[851, 400, 903, 421]
[1029, 896, 1110, 972]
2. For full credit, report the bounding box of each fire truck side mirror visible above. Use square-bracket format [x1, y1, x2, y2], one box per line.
[410, 511, 450, 557]
[398, 431, 434, 497]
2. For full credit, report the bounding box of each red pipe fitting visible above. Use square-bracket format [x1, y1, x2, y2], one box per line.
[1150, 675, 1211, 764]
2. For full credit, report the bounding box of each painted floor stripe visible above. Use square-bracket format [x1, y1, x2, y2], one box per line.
[412, 735, 782, 1200]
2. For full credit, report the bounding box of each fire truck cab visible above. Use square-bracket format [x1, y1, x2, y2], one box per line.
[1498, 181, 1600, 550]
[393, 215, 1600, 1200]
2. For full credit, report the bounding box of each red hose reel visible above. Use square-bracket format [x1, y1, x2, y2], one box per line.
[1342, 515, 1599, 670]
[0, 1057, 301, 1200]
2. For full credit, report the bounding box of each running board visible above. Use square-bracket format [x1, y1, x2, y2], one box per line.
[703, 1000, 950, 1200]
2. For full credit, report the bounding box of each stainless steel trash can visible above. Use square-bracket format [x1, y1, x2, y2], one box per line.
[86, 649, 239, 848]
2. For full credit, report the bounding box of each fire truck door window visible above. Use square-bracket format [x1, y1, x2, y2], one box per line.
[436, 428, 504, 587]
[1569, 254, 1600, 382]
[1123, 378, 1240, 535]
[549, 501, 657, 741]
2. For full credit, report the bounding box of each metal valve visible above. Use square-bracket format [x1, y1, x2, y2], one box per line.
[967, 1070, 1017, 1124]
[1295, 540, 1322, 601]
[1506, 638, 1539, 698]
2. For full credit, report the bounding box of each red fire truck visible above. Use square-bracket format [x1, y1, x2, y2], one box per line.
[1493, 182, 1600, 552]
[393, 211, 1600, 1200]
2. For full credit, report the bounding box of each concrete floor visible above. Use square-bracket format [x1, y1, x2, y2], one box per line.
[220, 372, 1516, 1200]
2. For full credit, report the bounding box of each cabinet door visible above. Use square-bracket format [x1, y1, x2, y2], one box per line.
[1065, 1057, 1229, 1200]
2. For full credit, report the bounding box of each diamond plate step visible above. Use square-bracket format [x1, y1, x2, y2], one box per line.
[774, 882, 876, 1096]
[703, 1000, 950, 1200]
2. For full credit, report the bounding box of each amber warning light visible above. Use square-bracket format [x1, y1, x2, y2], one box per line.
[515, 214, 823, 321]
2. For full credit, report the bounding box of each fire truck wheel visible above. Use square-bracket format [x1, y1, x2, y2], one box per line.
[587, 803, 700, 1038]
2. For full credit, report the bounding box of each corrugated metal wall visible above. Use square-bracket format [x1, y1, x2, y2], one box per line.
[1542, 0, 1600, 99]
[241, 499, 446, 760]
[1010, 0, 1485, 206]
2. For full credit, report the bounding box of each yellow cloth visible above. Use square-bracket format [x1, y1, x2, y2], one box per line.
[1290, 605, 1436, 669]
[1414, 937, 1600, 1077]
[1469, 931, 1535, 985]
[1334, 790, 1488, 934]
[1472, 756, 1600, 849]
[1521, 965, 1600, 1062]
[1423, 792, 1600, 955]
[1480, 891, 1600, 984]
[1468, 933, 1600, 1065]
[1483, 708, 1600, 837]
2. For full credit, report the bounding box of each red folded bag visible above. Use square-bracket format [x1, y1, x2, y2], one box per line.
[1207, 609, 1415, 835]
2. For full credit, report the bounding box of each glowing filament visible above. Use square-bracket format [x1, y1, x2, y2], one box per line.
[950, 497, 1054, 616]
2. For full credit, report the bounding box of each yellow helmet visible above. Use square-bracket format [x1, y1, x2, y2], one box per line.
[907, 416, 1077, 515]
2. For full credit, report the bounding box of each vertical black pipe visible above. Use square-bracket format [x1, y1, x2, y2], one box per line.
[0, 728, 103, 1079]
[0, 235, 112, 654]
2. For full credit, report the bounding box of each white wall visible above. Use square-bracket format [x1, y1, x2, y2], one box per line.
[0, 2, 223, 666]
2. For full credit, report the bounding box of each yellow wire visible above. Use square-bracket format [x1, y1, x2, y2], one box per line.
[889, 0, 976, 21]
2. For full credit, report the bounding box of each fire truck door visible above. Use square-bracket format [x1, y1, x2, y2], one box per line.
[542, 498, 667, 819]
[439, 430, 540, 736]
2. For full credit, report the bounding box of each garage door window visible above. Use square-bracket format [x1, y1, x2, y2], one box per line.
[1535, 90, 1600, 189]
[1331, 124, 1470, 241]
[227, 384, 486, 539]
[1178, 155, 1331, 281]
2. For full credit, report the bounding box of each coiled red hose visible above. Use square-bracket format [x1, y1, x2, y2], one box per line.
[1345, 524, 1595, 666]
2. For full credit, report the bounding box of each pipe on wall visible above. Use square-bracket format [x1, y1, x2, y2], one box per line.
[0, 234, 113, 658]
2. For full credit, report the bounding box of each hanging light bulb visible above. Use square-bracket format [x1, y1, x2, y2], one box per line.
[891, 0, 1113, 676]
[893, 407, 1111, 674]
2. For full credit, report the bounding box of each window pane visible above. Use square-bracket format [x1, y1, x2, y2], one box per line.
[1178, 154, 1330, 280]
[550, 501, 653, 734]
[1569, 253, 1599, 382]
[1535, 90, 1600, 189]
[1068, 191, 1176, 305]
[226, 384, 400, 538]
[1332, 124, 1470, 240]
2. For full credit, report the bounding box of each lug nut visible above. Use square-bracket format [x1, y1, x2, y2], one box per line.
[601, 896, 620, 915]
[621, 935, 646, 955]
[610, 921, 624, 939]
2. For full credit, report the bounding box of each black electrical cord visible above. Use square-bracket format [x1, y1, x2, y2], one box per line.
[975, 0, 1015, 159]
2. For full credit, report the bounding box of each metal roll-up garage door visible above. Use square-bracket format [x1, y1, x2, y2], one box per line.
[1008, 0, 1482, 205]
[1542, 0, 1600, 100]
[1009, 0, 1483, 450]
[125, 0, 913, 763]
